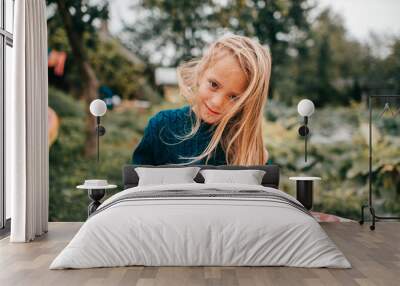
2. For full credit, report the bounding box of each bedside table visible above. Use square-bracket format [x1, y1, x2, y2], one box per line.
[289, 177, 321, 210]
[77, 182, 117, 217]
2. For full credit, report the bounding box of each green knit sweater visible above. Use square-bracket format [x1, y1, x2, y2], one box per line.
[132, 105, 227, 165]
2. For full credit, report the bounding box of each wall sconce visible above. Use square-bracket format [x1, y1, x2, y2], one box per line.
[297, 99, 315, 162]
[89, 99, 107, 164]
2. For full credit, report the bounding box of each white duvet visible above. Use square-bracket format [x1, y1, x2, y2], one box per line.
[50, 183, 351, 269]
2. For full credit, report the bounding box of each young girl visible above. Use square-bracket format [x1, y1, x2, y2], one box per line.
[132, 34, 271, 166]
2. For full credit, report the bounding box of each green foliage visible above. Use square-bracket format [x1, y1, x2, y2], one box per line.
[123, 0, 312, 73]
[90, 39, 161, 102]
[368, 38, 400, 94]
[49, 89, 144, 221]
[49, 91, 399, 221]
[46, 0, 109, 159]
[266, 100, 400, 220]
[123, 1, 221, 66]
[122, 2, 399, 107]
[46, 1, 400, 221]
[49, 89, 87, 221]
[217, 0, 312, 100]
[48, 87, 85, 117]
[47, 7, 160, 102]
[47, 0, 109, 38]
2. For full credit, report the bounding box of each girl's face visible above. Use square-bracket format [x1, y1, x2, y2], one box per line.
[194, 54, 248, 125]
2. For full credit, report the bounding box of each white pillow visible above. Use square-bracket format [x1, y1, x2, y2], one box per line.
[200, 169, 266, 185]
[135, 167, 201, 186]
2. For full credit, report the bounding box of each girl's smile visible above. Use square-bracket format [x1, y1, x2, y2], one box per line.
[205, 102, 221, 115]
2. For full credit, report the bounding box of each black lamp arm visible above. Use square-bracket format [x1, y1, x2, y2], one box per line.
[95, 116, 106, 164]
[298, 116, 310, 162]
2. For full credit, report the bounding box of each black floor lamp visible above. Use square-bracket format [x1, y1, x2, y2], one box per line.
[359, 94, 400, 230]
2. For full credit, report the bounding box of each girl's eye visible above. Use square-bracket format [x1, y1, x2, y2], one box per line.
[229, 95, 239, 101]
[209, 80, 218, 89]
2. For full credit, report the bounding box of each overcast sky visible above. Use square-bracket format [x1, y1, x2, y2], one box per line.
[316, 0, 400, 42]
[109, 0, 400, 53]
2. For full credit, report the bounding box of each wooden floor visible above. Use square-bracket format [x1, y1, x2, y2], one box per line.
[0, 222, 399, 286]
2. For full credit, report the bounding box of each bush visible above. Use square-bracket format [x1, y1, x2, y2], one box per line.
[265, 99, 400, 219]
[48, 87, 84, 117]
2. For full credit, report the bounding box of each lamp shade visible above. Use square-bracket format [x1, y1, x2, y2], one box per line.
[90, 99, 107, 117]
[297, 99, 315, 117]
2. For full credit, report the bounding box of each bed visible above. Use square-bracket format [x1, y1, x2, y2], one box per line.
[49, 164, 351, 269]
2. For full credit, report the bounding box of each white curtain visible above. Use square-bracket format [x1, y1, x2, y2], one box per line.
[7, 0, 49, 242]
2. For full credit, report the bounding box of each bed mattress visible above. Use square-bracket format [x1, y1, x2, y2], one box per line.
[50, 183, 351, 269]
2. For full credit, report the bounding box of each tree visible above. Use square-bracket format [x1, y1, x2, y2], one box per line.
[386, 39, 400, 94]
[123, 0, 219, 67]
[123, 0, 313, 100]
[122, 1, 393, 106]
[47, 0, 109, 157]
[290, 8, 368, 106]
[217, 0, 313, 98]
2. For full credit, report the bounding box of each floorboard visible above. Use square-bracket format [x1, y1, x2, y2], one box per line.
[0, 222, 399, 286]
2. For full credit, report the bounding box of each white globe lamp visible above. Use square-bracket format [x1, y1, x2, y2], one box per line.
[89, 99, 107, 164]
[90, 99, 107, 117]
[297, 99, 315, 117]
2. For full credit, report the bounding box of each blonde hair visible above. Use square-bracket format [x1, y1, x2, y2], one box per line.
[171, 34, 272, 166]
